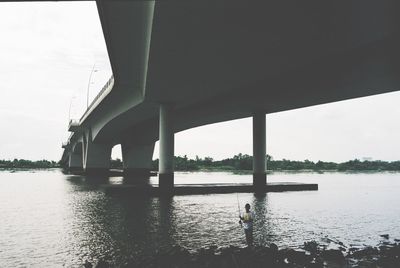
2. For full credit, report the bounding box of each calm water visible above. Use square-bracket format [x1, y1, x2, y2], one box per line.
[1, 170, 400, 267]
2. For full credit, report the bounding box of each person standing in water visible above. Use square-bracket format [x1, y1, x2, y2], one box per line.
[239, 203, 254, 246]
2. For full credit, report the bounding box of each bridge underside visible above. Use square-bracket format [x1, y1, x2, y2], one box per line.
[57, 1, 400, 190]
[91, 0, 400, 145]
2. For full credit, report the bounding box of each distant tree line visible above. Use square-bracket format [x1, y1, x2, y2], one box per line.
[146, 154, 400, 172]
[0, 159, 59, 169]
[3, 155, 400, 171]
[267, 157, 400, 171]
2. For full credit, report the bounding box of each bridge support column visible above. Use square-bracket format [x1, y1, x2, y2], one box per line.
[68, 152, 83, 173]
[253, 111, 266, 188]
[122, 143, 155, 176]
[159, 104, 174, 191]
[83, 132, 112, 175]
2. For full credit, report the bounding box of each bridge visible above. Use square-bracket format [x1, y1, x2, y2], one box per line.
[8, 1, 398, 190]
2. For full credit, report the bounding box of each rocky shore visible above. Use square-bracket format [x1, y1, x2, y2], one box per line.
[84, 238, 400, 268]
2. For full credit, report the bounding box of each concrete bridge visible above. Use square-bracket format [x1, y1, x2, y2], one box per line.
[8, 1, 399, 190]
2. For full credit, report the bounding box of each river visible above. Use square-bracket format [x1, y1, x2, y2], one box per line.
[0, 170, 399, 267]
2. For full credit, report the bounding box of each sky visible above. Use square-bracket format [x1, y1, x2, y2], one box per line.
[0, 2, 399, 163]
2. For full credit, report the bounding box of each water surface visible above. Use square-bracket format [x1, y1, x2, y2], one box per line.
[0, 170, 399, 267]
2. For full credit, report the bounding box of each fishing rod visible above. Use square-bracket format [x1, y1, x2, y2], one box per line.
[236, 192, 241, 217]
[236, 193, 242, 227]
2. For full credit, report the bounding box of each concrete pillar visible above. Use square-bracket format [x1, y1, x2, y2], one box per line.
[159, 104, 174, 191]
[83, 130, 112, 174]
[253, 111, 266, 188]
[68, 152, 83, 173]
[121, 143, 155, 176]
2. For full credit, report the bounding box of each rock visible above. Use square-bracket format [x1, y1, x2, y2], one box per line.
[377, 255, 400, 268]
[354, 259, 377, 267]
[348, 247, 357, 252]
[269, 243, 278, 253]
[277, 248, 292, 263]
[198, 247, 208, 256]
[384, 244, 400, 259]
[263, 249, 278, 264]
[105, 239, 400, 267]
[304, 240, 319, 255]
[287, 250, 312, 265]
[306, 260, 324, 268]
[282, 249, 306, 265]
[94, 260, 109, 268]
[220, 247, 233, 256]
[321, 249, 345, 264]
[380, 234, 389, 239]
[83, 260, 93, 268]
[208, 245, 217, 251]
[351, 246, 378, 258]
[123, 260, 139, 268]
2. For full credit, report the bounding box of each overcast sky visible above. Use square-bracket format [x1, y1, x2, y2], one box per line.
[0, 2, 399, 163]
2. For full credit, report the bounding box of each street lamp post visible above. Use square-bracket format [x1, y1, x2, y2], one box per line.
[86, 64, 98, 109]
[68, 95, 76, 123]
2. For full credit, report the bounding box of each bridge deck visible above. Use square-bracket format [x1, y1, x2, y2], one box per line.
[102, 182, 318, 196]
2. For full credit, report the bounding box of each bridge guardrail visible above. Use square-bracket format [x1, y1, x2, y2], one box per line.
[79, 74, 114, 124]
[68, 119, 79, 126]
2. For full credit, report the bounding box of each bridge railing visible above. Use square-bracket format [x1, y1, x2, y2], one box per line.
[79, 74, 114, 123]
[68, 119, 81, 132]
[62, 132, 74, 149]
[69, 119, 79, 126]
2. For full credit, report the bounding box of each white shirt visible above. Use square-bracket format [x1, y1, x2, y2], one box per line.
[241, 211, 254, 230]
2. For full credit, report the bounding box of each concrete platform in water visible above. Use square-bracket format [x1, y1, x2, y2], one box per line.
[102, 182, 318, 196]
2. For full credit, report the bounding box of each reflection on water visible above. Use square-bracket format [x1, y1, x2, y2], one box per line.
[0, 170, 400, 266]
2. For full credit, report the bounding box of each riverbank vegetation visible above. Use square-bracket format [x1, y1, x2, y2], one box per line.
[1, 155, 400, 171]
[149, 154, 400, 172]
[0, 159, 59, 169]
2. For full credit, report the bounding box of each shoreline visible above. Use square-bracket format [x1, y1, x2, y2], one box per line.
[1, 167, 400, 174]
[0, 167, 60, 172]
[193, 168, 400, 174]
[83, 239, 400, 268]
